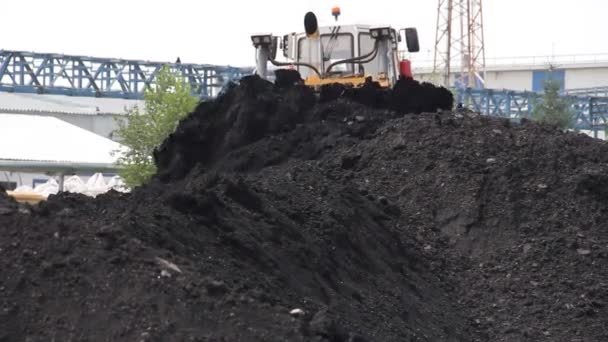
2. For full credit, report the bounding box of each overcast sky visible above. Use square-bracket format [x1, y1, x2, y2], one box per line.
[3, 0, 607, 67]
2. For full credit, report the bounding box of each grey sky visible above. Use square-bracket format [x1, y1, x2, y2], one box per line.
[3, 0, 607, 67]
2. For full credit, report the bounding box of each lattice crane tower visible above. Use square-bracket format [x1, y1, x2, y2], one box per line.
[433, 0, 486, 88]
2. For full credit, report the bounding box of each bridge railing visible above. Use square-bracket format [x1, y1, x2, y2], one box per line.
[406, 52, 608, 73]
[563, 86, 608, 98]
[483, 53, 608, 68]
[0, 50, 253, 99]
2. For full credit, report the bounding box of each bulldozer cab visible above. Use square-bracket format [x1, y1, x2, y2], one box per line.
[251, 11, 419, 89]
[284, 25, 400, 85]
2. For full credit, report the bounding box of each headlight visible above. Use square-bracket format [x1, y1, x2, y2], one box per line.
[370, 27, 392, 40]
[251, 34, 273, 46]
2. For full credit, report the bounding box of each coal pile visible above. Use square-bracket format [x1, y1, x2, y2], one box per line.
[317, 76, 454, 113]
[0, 185, 17, 215]
[2, 74, 608, 342]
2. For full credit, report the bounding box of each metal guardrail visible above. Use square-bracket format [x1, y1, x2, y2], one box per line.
[0, 50, 253, 99]
[563, 86, 608, 98]
[404, 52, 608, 71]
[483, 53, 608, 68]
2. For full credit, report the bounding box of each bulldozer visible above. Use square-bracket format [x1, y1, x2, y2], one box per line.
[250, 8, 420, 89]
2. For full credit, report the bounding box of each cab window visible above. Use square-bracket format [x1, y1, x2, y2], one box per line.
[321, 33, 354, 73]
[297, 33, 354, 74]
[358, 32, 379, 76]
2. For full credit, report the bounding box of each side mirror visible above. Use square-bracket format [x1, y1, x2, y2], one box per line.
[404, 28, 420, 53]
[304, 12, 319, 36]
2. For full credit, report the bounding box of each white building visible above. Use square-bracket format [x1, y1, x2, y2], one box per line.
[0, 113, 127, 191]
[0, 92, 141, 141]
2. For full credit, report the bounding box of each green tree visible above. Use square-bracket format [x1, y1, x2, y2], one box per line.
[113, 65, 199, 188]
[531, 78, 575, 130]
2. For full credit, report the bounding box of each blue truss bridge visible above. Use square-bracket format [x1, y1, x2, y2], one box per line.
[0, 50, 252, 100]
[1, 49, 608, 136]
[456, 88, 608, 137]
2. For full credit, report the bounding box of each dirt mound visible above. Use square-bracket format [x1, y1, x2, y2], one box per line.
[153, 76, 318, 182]
[2, 75, 608, 341]
[318, 76, 453, 114]
[274, 69, 304, 88]
[0, 185, 17, 215]
[0, 175, 466, 341]
[154, 74, 452, 182]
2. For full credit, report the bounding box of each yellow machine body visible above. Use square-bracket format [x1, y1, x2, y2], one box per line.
[5, 191, 45, 205]
[303, 74, 390, 88]
[278, 24, 404, 89]
[251, 11, 419, 90]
